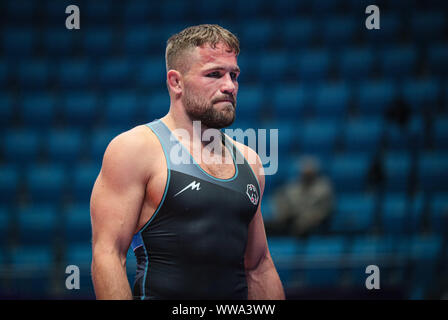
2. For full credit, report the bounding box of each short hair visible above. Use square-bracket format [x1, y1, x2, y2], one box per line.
[165, 24, 240, 73]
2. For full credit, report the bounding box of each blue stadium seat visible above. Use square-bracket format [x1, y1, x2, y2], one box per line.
[268, 237, 303, 285]
[257, 51, 290, 83]
[339, 47, 375, 81]
[43, 28, 77, 55]
[381, 193, 408, 234]
[0, 165, 19, 204]
[365, 13, 403, 44]
[433, 116, 448, 150]
[4, 129, 41, 164]
[383, 152, 411, 192]
[385, 115, 424, 151]
[297, 50, 331, 82]
[260, 121, 297, 155]
[104, 91, 139, 125]
[85, 0, 115, 24]
[240, 20, 274, 50]
[330, 154, 369, 192]
[417, 152, 448, 192]
[401, 78, 440, 113]
[45, 129, 83, 163]
[0, 60, 9, 88]
[310, 0, 340, 12]
[17, 204, 58, 245]
[17, 60, 51, 89]
[313, 82, 350, 119]
[62, 91, 98, 125]
[0, 206, 11, 246]
[330, 194, 375, 233]
[136, 57, 166, 88]
[58, 59, 92, 89]
[358, 80, 397, 117]
[159, 0, 191, 21]
[380, 45, 417, 79]
[428, 193, 448, 234]
[342, 118, 383, 154]
[90, 127, 124, 163]
[195, 0, 229, 20]
[10, 246, 54, 297]
[428, 43, 448, 75]
[64, 203, 91, 244]
[123, 27, 152, 55]
[234, 0, 266, 19]
[303, 236, 346, 287]
[411, 11, 445, 42]
[409, 193, 425, 233]
[98, 58, 134, 88]
[5, 0, 36, 22]
[409, 234, 443, 287]
[272, 84, 307, 119]
[235, 84, 264, 120]
[2, 28, 36, 57]
[0, 92, 13, 126]
[123, 0, 154, 24]
[26, 165, 67, 203]
[281, 18, 316, 48]
[21, 93, 56, 127]
[71, 163, 100, 201]
[322, 16, 357, 47]
[141, 91, 170, 120]
[299, 120, 339, 157]
[82, 28, 115, 56]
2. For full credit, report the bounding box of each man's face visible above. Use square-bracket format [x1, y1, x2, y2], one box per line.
[181, 42, 240, 129]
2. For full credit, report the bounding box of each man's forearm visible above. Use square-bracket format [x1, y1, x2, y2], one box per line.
[91, 252, 133, 300]
[246, 254, 285, 300]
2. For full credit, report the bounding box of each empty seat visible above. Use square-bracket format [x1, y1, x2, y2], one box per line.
[268, 236, 302, 284]
[240, 20, 274, 50]
[21, 93, 56, 127]
[235, 85, 264, 120]
[98, 58, 134, 88]
[17, 204, 58, 245]
[104, 91, 139, 125]
[330, 154, 369, 192]
[61, 91, 98, 125]
[297, 50, 331, 82]
[322, 16, 357, 47]
[417, 152, 448, 192]
[58, 59, 92, 89]
[4, 129, 41, 164]
[380, 46, 417, 79]
[383, 152, 411, 192]
[299, 120, 339, 157]
[0, 165, 19, 204]
[330, 194, 375, 233]
[433, 115, 448, 150]
[281, 18, 316, 48]
[17, 60, 51, 89]
[26, 165, 67, 203]
[342, 118, 383, 154]
[65, 243, 95, 298]
[123, 27, 152, 55]
[313, 82, 350, 119]
[2, 28, 36, 57]
[90, 127, 123, 163]
[272, 84, 307, 119]
[0, 60, 10, 88]
[43, 28, 76, 55]
[0, 92, 13, 126]
[82, 28, 115, 56]
[136, 57, 166, 89]
[428, 42, 448, 75]
[141, 91, 170, 120]
[408, 193, 425, 233]
[71, 163, 100, 201]
[64, 203, 91, 244]
[257, 51, 290, 83]
[402, 78, 440, 113]
[358, 80, 397, 116]
[409, 234, 443, 286]
[303, 236, 346, 287]
[84, 0, 116, 24]
[0, 206, 11, 245]
[45, 129, 83, 163]
[381, 193, 408, 234]
[339, 47, 375, 81]
[365, 13, 403, 44]
[411, 11, 445, 42]
[428, 193, 448, 234]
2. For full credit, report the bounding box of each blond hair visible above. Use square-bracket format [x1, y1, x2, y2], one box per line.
[165, 24, 240, 73]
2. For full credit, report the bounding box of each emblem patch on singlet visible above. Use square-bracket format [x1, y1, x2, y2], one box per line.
[246, 184, 259, 206]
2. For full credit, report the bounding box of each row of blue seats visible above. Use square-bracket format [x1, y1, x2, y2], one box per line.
[262, 192, 448, 234]
[2, 44, 448, 84]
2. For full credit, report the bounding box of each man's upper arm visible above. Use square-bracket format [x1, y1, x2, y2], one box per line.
[90, 129, 150, 258]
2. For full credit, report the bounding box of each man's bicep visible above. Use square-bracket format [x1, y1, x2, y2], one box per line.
[244, 207, 269, 270]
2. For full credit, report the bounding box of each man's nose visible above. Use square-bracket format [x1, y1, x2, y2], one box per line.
[220, 73, 236, 94]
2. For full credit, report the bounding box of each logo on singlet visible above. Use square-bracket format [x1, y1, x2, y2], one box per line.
[246, 184, 259, 206]
[174, 180, 201, 197]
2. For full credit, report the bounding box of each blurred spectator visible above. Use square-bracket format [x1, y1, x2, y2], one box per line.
[268, 156, 334, 237]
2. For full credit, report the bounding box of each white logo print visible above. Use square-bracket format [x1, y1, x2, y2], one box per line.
[246, 184, 259, 206]
[174, 181, 201, 197]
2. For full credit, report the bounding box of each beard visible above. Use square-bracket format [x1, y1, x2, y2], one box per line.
[182, 86, 236, 129]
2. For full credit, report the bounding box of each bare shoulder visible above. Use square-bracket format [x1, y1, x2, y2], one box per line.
[101, 124, 163, 181]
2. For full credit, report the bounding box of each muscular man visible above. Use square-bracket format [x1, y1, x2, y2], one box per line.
[90, 24, 285, 300]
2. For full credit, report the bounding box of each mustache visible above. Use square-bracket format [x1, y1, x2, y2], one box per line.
[212, 95, 236, 105]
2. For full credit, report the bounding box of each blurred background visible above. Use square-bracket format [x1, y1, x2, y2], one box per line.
[0, 0, 447, 299]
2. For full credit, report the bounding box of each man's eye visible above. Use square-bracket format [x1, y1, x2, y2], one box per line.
[207, 72, 221, 78]
[230, 72, 238, 80]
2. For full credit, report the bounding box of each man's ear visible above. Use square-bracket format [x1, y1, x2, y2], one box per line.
[167, 70, 182, 95]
